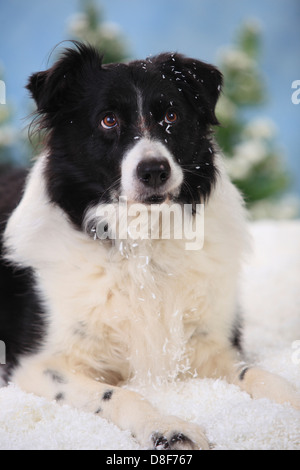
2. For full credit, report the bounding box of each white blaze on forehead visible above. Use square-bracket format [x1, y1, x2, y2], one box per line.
[121, 137, 183, 201]
[136, 88, 144, 120]
[135, 88, 150, 136]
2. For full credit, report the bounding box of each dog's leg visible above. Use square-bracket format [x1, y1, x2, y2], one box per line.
[230, 365, 300, 409]
[11, 354, 209, 450]
[195, 345, 300, 409]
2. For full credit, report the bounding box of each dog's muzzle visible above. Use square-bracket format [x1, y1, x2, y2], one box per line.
[121, 138, 183, 203]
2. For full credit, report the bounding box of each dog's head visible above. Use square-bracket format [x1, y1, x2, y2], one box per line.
[27, 42, 222, 229]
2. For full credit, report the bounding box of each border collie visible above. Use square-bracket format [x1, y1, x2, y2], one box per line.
[0, 42, 299, 450]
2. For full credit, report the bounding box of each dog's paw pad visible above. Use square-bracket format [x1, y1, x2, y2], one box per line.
[169, 432, 195, 449]
[151, 432, 195, 449]
[149, 418, 209, 450]
[152, 433, 171, 449]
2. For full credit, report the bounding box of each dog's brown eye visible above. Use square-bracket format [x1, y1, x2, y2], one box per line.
[164, 110, 178, 124]
[101, 113, 118, 129]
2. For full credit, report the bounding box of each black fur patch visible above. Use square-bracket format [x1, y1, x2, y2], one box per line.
[54, 392, 65, 401]
[102, 389, 113, 401]
[0, 167, 46, 379]
[44, 369, 67, 384]
[239, 367, 250, 381]
[230, 313, 243, 352]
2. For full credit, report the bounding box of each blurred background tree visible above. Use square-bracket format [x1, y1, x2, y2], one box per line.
[215, 20, 292, 217]
[0, 69, 17, 167]
[67, 0, 130, 63]
[0, 67, 31, 172]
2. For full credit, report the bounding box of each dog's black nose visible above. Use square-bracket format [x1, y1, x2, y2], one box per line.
[136, 158, 171, 188]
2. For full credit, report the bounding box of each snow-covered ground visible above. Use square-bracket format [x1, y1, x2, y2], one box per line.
[0, 220, 299, 450]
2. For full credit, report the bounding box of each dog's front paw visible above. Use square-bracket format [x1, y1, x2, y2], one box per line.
[145, 416, 210, 450]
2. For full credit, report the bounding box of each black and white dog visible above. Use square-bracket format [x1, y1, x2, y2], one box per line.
[0, 43, 299, 450]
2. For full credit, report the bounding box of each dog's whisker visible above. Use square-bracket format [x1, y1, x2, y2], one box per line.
[98, 176, 122, 203]
[182, 167, 213, 181]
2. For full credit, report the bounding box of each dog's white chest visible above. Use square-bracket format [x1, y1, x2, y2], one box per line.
[41, 237, 207, 384]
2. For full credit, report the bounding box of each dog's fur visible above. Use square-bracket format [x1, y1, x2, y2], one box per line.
[0, 43, 299, 450]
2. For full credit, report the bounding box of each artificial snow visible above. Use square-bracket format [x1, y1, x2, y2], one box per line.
[0, 220, 299, 450]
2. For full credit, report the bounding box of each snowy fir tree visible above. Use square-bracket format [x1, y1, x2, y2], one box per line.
[0, 67, 31, 171]
[0, 69, 16, 167]
[67, 0, 130, 63]
[215, 20, 293, 217]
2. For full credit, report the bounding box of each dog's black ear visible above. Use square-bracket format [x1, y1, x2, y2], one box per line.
[180, 55, 223, 125]
[26, 68, 67, 113]
[26, 70, 49, 108]
[26, 42, 103, 113]
[154, 53, 223, 125]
